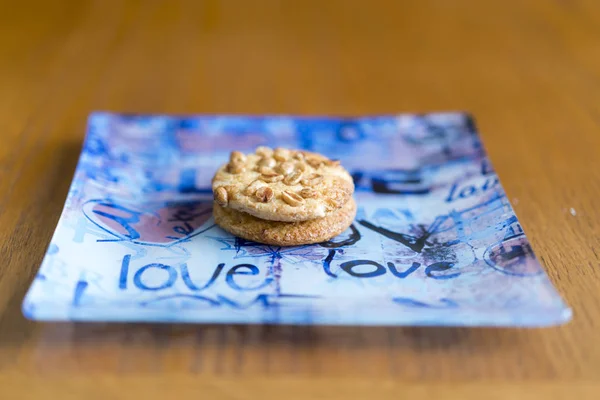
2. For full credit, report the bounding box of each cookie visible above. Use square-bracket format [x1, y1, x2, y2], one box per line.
[212, 147, 354, 222]
[213, 198, 357, 246]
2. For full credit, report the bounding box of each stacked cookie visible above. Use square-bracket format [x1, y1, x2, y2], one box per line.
[211, 147, 356, 246]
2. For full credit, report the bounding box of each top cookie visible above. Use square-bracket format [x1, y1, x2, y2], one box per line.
[212, 147, 354, 222]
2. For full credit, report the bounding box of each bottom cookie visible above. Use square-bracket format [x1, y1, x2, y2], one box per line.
[213, 198, 357, 246]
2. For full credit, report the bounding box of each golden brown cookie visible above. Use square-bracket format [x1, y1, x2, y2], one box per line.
[211, 147, 354, 222]
[213, 198, 357, 246]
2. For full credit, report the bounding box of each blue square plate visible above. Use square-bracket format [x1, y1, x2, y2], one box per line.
[22, 112, 571, 326]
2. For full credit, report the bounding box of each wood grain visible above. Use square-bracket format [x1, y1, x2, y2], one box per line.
[1, 0, 599, 398]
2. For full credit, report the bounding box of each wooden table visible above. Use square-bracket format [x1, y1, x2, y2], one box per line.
[1, 0, 599, 398]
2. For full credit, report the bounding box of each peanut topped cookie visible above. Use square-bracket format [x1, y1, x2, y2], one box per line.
[212, 147, 354, 222]
[213, 198, 357, 246]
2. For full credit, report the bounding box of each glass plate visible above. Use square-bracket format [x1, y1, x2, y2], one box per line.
[22, 112, 571, 326]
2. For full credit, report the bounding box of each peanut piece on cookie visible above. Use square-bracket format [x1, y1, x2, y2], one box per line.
[255, 186, 274, 203]
[214, 187, 229, 206]
[281, 190, 304, 206]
